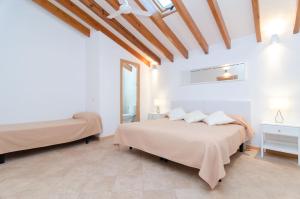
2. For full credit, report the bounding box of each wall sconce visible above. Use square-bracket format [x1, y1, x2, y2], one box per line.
[152, 65, 158, 71]
[270, 34, 280, 44]
[264, 18, 286, 37]
[151, 62, 159, 71]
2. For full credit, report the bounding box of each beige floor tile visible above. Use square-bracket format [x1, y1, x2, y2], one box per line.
[143, 190, 176, 199]
[77, 191, 112, 199]
[142, 172, 175, 191]
[1, 137, 300, 199]
[110, 191, 143, 199]
[112, 175, 143, 192]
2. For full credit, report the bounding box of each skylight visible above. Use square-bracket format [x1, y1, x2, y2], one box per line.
[153, 0, 174, 12]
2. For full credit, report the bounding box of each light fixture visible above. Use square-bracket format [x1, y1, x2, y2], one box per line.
[216, 66, 237, 81]
[223, 69, 231, 78]
[269, 98, 290, 123]
[151, 62, 159, 71]
[152, 65, 158, 70]
[270, 34, 280, 44]
[264, 18, 286, 37]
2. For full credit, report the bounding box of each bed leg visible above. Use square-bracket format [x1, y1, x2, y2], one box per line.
[85, 137, 90, 144]
[129, 147, 133, 150]
[239, 143, 244, 152]
[160, 157, 168, 162]
[0, 154, 5, 164]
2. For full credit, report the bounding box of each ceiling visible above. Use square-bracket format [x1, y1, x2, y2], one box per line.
[48, 0, 299, 63]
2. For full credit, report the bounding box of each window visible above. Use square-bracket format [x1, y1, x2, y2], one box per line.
[152, 0, 175, 13]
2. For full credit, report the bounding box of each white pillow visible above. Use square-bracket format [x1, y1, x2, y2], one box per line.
[168, 108, 186, 121]
[204, 111, 235, 125]
[184, 111, 207, 123]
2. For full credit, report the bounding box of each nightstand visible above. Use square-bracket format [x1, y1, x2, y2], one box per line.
[148, 113, 167, 120]
[261, 122, 300, 165]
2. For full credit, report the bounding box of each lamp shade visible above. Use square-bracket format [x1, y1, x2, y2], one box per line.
[269, 98, 290, 110]
[154, 99, 161, 106]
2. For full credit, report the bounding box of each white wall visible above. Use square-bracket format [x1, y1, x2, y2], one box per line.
[0, 0, 87, 124]
[86, 32, 152, 136]
[0, 0, 152, 137]
[154, 34, 300, 146]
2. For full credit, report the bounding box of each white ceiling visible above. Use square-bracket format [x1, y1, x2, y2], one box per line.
[52, 0, 299, 63]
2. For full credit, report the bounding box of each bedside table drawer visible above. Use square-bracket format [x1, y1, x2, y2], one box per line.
[262, 124, 300, 137]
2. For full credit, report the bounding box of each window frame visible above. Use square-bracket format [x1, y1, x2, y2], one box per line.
[152, 0, 174, 13]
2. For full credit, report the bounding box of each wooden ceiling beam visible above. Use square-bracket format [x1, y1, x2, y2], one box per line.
[55, 0, 102, 30]
[55, 0, 150, 66]
[171, 0, 208, 54]
[33, 0, 90, 37]
[80, 0, 161, 65]
[106, 0, 174, 62]
[207, 0, 231, 49]
[294, 0, 300, 34]
[134, 0, 188, 59]
[251, 0, 262, 42]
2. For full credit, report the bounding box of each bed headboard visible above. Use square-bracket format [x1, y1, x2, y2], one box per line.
[171, 100, 252, 123]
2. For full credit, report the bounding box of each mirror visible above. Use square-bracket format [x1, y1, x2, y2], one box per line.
[184, 63, 246, 84]
[120, 60, 140, 123]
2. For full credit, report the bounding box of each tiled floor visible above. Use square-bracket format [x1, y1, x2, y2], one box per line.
[0, 137, 300, 199]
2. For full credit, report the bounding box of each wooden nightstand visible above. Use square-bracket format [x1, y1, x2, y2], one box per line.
[148, 113, 167, 120]
[261, 122, 300, 165]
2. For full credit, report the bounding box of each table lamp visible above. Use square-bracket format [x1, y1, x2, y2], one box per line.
[269, 98, 290, 123]
[154, 99, 161, 114]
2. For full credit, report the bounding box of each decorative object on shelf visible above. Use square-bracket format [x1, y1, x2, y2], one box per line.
[154, 98, 161, 114]
[269, 98, 290, 123]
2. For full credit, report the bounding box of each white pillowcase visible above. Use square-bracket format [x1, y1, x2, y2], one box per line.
[204, 111, 235, 125]
[184, 111, 207, 123]
[168, 108, 186, 121]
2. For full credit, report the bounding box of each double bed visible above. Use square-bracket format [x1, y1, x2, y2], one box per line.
[114, 100, 254, 189]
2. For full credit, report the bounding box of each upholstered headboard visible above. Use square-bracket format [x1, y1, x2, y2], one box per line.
[171, 100, 252, 123]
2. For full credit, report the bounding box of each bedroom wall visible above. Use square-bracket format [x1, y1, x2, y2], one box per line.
[0, 1, 152, 136]
[86, 31, 152, 136]
[0, 0, 87, 124]
[154, 34, 300, 146]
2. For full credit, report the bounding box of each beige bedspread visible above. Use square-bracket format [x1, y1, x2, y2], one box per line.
[0, 112, 102, 155]
[114, 118, 253, 189]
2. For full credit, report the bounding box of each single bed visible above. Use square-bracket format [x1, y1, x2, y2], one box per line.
[0, 112, 102, 164]
[114, 100, 253, 189]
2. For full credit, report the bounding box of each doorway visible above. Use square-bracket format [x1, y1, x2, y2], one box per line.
[120, 59, 140, 123]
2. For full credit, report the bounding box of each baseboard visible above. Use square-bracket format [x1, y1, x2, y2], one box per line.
[246, 145, 297, 159]
[100, 134, 114, 140]
[246, 145, 259, 150]
[265, 150, 297, 159]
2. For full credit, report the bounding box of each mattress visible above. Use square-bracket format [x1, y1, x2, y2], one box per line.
[114, 117, 253, 189]
[0, 112, 102, 155]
